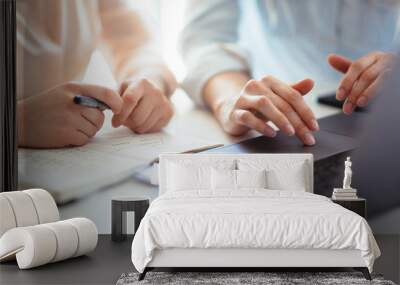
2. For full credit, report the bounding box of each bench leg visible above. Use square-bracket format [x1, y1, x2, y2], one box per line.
[354, 267, 371, 280]
[138, 268, 148, 281]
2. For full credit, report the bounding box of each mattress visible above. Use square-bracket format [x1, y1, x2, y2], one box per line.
[131, 190, 380, 272]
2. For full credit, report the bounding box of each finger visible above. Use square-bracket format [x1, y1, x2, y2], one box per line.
[124, 96, 154, 131]
[80, 108, 105, 129]
[237, 94, 294, 136]
[269, 94, 316, 145]
[336, 53, 379, 101]
[356, 74, 385, 108]
[134, 108, 161, 134]
[286, 112, 316, 146]
[231, 109, 277, 137]
[75, 115, 98, 138]
[148, 117, 168, 133]
[264, 77, 318, 131]
[145, 104, 173, 133]
[290, 78, 314, 95]
[148, 116, 170, 133]
[327, 54, 352, 73]
[68, 130, 90, 147]
[346, 61, 382, 109]
[66, 82, 123, 114]
[118, 81, 131, 95]
[112, 86, 143, 127]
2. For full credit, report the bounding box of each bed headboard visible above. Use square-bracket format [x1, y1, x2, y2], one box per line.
[158, 153, 313, 195]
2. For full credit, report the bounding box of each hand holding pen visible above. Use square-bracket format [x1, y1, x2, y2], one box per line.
[75, 78, 175, 135]
[18, 82, 122, 148]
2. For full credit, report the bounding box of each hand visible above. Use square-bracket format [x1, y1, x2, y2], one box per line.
[112, 79, 174, 133]
[18, 82, 122, 148]
[328, 51, 396, 114]
[216, 76, 319, 146]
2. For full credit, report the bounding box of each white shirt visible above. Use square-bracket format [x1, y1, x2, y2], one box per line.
[16, 0, 175, 99]
[180, 0, 400, 106]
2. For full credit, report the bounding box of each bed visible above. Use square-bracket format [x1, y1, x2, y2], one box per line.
[131, 154, 380, 281]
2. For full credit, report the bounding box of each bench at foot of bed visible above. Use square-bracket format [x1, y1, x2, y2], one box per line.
[137, 267, 372, 281]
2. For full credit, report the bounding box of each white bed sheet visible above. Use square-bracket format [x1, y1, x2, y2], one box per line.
[131, 190, 380, 273]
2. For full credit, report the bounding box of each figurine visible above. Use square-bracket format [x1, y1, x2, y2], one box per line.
[332, 156, 357, 199]
[343, 157, 352, 189]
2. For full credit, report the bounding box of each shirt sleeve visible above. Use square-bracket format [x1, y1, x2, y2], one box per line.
[98, 0, 176, 96]
[179, 0, 251, 107]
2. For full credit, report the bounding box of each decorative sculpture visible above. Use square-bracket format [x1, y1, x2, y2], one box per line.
[343, 157, 353, 189]
[332, 156, 358, 200]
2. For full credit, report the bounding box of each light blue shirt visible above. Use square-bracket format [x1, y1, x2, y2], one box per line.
[180, 0, 400, 105]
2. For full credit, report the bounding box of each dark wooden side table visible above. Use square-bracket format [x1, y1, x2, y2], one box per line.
[112, 197, 149, 242]
[331, 197, 366, 218]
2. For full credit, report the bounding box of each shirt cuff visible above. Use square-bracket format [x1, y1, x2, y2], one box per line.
[181, 43, 251, 107]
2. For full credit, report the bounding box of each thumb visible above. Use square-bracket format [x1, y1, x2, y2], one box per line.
[291, 78, 314, 95]
[328, 54, 352, 74]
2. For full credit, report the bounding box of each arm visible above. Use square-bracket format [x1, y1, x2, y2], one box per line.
[180, 0, 318, 145]
[180, 0, 250, 106]
[99, 0, 176, 95]
[16, 1, 123, 148]
[99, 0, 176, 133]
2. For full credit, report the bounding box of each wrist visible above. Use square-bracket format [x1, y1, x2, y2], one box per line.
[213, 95, 235, 124]
[203, 71, 250, 121]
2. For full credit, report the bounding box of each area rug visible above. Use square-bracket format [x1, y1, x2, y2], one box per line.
[116, 272, 396, 285]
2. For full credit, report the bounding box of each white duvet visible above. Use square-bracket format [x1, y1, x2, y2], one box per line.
[131, 190, 380, 273]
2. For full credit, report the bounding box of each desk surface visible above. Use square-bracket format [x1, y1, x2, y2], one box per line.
[49, 82, 400, 235]
[1, 235, 398, 285]
[58, 83, 340, 234]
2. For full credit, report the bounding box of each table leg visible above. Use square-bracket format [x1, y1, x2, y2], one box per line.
[112, 202, 126, 242]
[134, 202, 149, 234]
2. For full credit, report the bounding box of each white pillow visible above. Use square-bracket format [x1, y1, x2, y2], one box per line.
[211, 169, 268, 191]
[211, 168, 236, 190]
[267, 167, 307, 191]
[236, 169, 267, 189]
[167, 163, 211, 191]
[238, 159, 309, 192]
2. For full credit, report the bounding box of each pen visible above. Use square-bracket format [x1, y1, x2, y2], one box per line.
[180, 144, 225, 154]
[73, 95, 110, 111]
[149, 144, 225, 165]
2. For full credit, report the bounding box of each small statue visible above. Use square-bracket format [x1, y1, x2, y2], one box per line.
[343, 157, 353, 189]
[332, 156, 357, 199]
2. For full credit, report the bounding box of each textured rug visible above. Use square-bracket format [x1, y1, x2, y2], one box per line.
[117, 272, 396, 285]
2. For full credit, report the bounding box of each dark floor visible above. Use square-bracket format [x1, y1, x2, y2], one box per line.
[0, 235, 399, 285]
[373, 235, 400, 284]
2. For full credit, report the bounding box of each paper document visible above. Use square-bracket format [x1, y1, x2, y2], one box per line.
[18, 112, 213, 203]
